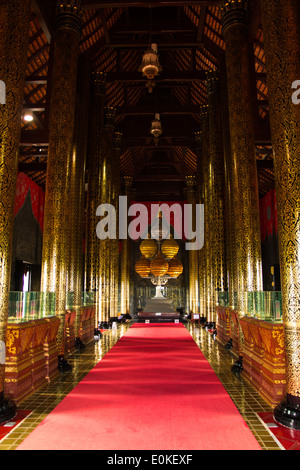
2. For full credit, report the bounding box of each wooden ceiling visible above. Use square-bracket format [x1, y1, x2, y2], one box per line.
[19, 0, 274, 201]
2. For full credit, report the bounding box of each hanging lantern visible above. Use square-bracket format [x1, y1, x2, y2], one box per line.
[140, 234, 157, 259]
[139, 43, 162, 81]
[150, 252, 169, 277]
[150, 113, 163, 145]
[167, 257, 183, 278]
[161, 235, 179, 260]
[135, 255, 151, 278]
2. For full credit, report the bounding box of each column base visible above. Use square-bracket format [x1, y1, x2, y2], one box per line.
[94, 328, 102, 340]
[274, 398, 300, 430]
[0, 392, 17, 425]
[57, 355, 72, 372]
[75, 337, 85, 350]
[231, 357, 243, 375]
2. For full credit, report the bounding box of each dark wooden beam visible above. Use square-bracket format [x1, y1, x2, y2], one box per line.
[118, 104, 200, 115]
[20, 130, 49, 146]
[134, 174, 185, 181]
[25, 77, 48, 85]
[18, 162, 47, 172]
[81, 1, 221, 9]
[32, 0, 52, 43]
[106, 70, 206, 83]
[197, 6, 207, 42]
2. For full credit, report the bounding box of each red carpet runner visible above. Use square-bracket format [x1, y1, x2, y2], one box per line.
[17, 323, 261, 450]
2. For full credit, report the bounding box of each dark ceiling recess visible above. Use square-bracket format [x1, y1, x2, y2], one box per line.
[20, 0, 273, 200]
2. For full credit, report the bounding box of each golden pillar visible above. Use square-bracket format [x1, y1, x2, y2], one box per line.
[219, 56, 237, 310]
[120, 176, 133, 316]
[84, 72, 106, 328]
[99, 107, 116, 326]
[195, 132, 205, 318]
[260, 0, 300, 428]
[185, 176, 199, 314]
[109, 132, 122, 320]
[200, 106, 213, 322]
[0, 0, 31, 422]
[67, 57, 91, 349]
[221, 0, 263, 315]
[206, 71, 227, 320]
[41, 0, 82, 371]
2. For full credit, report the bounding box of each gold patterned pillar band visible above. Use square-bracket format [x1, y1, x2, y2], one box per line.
[110, 132, 122, 319]
[120, 176, 133, 315]
[199, 106, 213, 322]
[99, 107, 116, 324]
[221, 0, 263, 315]
[0, 0, 31, 402]
[206, 71, 227, 319]
[185, 176, 199, 314]
[195, 132, 205, 318]
[260, 0, 300, 424]
[67, 57, 91, 343]
[84, 71, 106, 329]
[41, 0, 82, 360]
[219, 56, 237, 310]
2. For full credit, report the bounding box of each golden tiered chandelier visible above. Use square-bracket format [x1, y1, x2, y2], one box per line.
[139, 234, 157, 259]
[135, 255, 151, 278]
[161, 234, 179, 260]
[135, 210, 183, 285]
[150, 251, 169, 277]
[167, 257, 183, 278]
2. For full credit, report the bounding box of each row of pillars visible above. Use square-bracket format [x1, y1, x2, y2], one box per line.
[186, 0, 300, 429]
[0, 0, 130, 421]
[0, 0, 300, 429]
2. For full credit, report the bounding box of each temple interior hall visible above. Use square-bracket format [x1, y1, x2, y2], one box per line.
[1, 0, 300, 452]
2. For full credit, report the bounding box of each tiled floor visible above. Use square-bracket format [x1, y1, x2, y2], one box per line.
[0, 321, 282, 450]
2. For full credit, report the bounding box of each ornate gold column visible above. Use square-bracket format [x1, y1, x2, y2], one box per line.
[120, 176, 133, 316]
[206, 71, 227, 320]
[0, 0, 31, 423]
[221, 1, 263, 312]
[185, 176, 199, 314]
[195, 132, 205, 318]
[219, 56, 237, 310]
[84, 72, 106, 328]
[109, 132, 122, 320]
[67, 57, 91, 349]
[99, 107, 116, 326]
[260, 0, 300, 429]
[41, 0, 82, 371]
[200, 106, 213, 322]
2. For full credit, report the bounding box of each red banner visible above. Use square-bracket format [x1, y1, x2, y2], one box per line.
[259, 190, 278, 242]
[14, 172, 45, 232]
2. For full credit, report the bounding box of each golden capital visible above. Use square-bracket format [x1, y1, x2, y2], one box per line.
[114, 132, 122, 150]
[185, 175, 196, 191]
[123, 176, 133, 191]
[199, 105, 209, 126]
[105, 107, 116, 128]
[206, 70, 219, 95]
[194, 131, 202, 142]
[55, 0, 82, 34]
[221, 0, 248, 31]
[91, 71, 106, 96]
